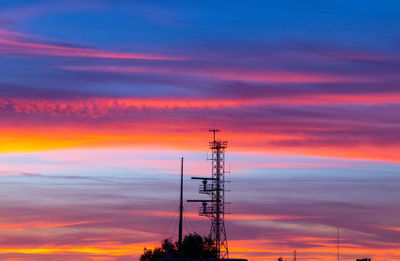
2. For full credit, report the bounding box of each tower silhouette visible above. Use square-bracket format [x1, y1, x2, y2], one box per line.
[188, 129, 229, 259]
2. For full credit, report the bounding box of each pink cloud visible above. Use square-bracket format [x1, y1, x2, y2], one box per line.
[0, 31, 184, 61]
[62, 65, 372, 84]
[0, 94, 399, 119]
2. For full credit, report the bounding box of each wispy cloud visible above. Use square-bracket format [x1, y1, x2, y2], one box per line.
[1, 94, 399, 119]
[62, 64, 374, 84]
[0, 29, 183, 61]
[0, 159, 398, 260]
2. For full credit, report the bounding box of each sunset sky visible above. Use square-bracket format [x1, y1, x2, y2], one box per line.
[0, 0, 399, 260]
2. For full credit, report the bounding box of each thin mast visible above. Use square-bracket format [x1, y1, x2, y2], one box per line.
[178, 157, 184, 250]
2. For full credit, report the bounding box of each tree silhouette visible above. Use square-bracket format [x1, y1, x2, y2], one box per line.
[140, 233, 217, 261]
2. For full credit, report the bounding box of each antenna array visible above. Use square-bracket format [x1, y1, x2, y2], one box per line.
[188, 129, 229, 259]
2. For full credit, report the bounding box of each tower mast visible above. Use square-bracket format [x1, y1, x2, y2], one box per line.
[188, 129, 229, 259]
[178, 157, 184, 250]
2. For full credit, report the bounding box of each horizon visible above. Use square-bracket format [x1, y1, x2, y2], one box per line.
[0, 1, 399, 260]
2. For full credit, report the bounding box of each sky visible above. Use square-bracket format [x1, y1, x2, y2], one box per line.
[0, 0, 399, 260]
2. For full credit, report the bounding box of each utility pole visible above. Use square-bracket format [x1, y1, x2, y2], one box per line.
[188, 129, 229, 259]
[178, 157, 184, 251]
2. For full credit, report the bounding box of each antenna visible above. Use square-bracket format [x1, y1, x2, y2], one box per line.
[209, 128, 220, 143]
[188, 129, 229, 259]
[178, 157, 184, 251]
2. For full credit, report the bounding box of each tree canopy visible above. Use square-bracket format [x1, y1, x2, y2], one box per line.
[140, 233, 217, 261]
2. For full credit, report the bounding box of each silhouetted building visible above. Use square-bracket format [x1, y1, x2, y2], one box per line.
[356, 259, 371, 261]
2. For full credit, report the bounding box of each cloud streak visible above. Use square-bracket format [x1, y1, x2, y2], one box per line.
[0, 159, 398, 260]
[1, 94, 399, 118]
[0, 30, 183, 61]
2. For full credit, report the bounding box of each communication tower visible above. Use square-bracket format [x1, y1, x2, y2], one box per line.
[188, 129, 229, 259]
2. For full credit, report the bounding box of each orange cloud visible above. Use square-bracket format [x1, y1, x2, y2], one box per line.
[0, 244, 145, 256]
[228, 239, 400, 261]
[375, 225, 400, 232]
[0, 232, 397, 260]
[0, 126, 399, 162]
